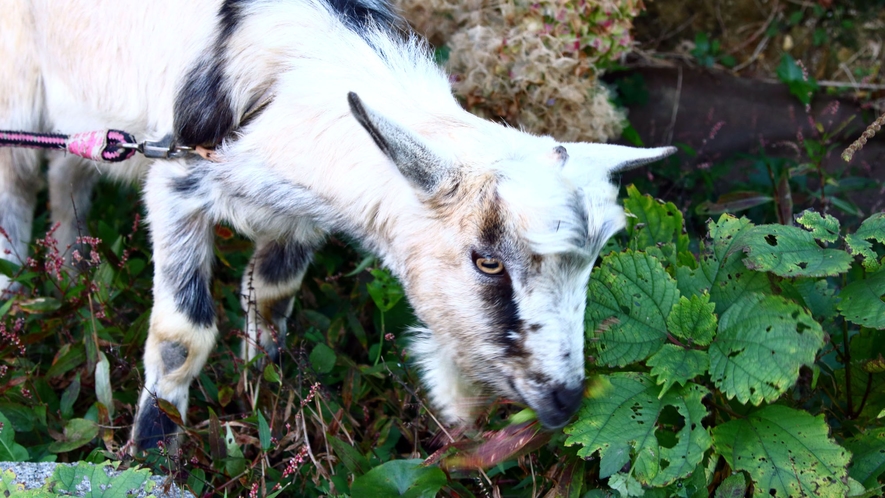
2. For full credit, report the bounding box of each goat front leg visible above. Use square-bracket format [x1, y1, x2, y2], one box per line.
[132, 163, 217, 452]
[241, 231, 322, 363]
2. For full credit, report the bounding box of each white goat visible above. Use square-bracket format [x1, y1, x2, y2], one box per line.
[0, 0, 674, 450]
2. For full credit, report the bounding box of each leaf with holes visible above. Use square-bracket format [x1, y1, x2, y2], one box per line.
[838, 269, 885, 330]
[738, 224, 852, 277]
[709, 293, 823, 405]
[676, 215, 769, 316]
[845, 427, 885, 489]
[647, 345, 709, 398]
[846, 213, 885, 271]
[711, 405, 850, 497]
[795, 209, 841, 243]
[667, 294, 717, 346]
[563, 373, 711, 487]
[624, 185, 689, 256]
[587, 251, 680, 366]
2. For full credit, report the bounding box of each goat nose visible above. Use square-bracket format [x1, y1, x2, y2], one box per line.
[537, 381, 585, 429]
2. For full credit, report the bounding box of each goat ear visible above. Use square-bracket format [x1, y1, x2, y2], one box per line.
[348, 92, 450, 193]
[568, 143, 677, 173]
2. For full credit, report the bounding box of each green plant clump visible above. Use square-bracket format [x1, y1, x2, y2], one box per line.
[565, 186, 885, 496]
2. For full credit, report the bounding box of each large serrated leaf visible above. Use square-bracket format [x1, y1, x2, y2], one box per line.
[676, 215, 769, 315]
[845, 213, 885, 271]
[711, 405, 850, 497]
[563, 373, 711, 487]
[350, 459, 447, 498]
[647, 345, 709, 398]
[587, 251, 680, 366]
[710, 293, 823, 405]
[845, 427, 885, 489]
[738, 224, 852, 277]
[624, 185, 689, 255]
[667, 294, 717, 346]
[838, 268, 885, 330]
[795, 210, 840, 243]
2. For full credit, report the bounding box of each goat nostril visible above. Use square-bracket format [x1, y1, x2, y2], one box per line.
[551, 381, 585, 416]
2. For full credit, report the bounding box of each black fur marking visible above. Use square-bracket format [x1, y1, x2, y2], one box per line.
[326, 0, 399, 34]
[171, 174, 201, 195]
[160, 341, 189, 373]
[175, 60, 235, 147]
[474, 251, 525, 357]
[256, 240, 312, 285]
[173, 269, 215, 328]
[134, 398, 179, 451]
[218, 0, 246, 40]
[174, 0, 248, 147]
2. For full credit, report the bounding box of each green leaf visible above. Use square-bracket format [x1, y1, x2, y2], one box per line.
[838, 268, 885, 329]
[782, 278, 839, 321]
[711, 405, 850, 497]
[587, 251, 680, 366]
[710, 293, 823, 405]
[845, 427, 885, 489]
[0, 411, 29, 461]
[46, 343, 85, 379]
[608, 472, 644, 497]
[624, 185, 689, 256]
[667, 294, 717, 346]
[263, 362, 281, 384]
[257, 411, 271, 451]
[795, 210, 841, 243]
[695, 192, 773, 216]
[647, 345, 709, 398]
[845, 213, 885, 271]
[563, 373, 711, 487]
[48, 418, 99, 453]
[350, 459, 447, 498]
[367, 268, 404, 312]
[60, 373, 81, 420]
[676, 215, 769, 315]
[739, 224, 852, 277]
[327, 436, 371, 476]
[309, 343, 337, 374]
[714, 473, 747, 498]
[224, 423, 246, 477]
[776, 54, 818, 105]
[0, 259, 20, 278]
[49, 461, 155, 497]
[17, 297, 62, 314]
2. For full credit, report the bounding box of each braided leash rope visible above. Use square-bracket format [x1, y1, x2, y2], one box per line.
[0, 129, 138, 162]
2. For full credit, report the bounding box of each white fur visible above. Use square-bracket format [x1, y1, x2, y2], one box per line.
[0, 0, 675, 447]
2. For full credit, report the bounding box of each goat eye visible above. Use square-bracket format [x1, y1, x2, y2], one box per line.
[475, 257, 504, 275]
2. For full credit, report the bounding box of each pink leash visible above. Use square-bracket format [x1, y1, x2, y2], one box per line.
[0, 129, 194, 161]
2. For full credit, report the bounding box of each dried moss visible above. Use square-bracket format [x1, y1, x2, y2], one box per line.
[396, 0, 643, 142]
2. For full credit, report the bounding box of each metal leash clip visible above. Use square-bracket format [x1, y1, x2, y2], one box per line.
[120, 134, 193, 159]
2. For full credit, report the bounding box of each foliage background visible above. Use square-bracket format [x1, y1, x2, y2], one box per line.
[1, 1, 884, 497]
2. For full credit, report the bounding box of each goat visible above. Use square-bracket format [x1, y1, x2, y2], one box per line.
[0, 0, 674, 451]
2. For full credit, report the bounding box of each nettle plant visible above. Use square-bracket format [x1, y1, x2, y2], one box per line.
[562, 186, 885, 497]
